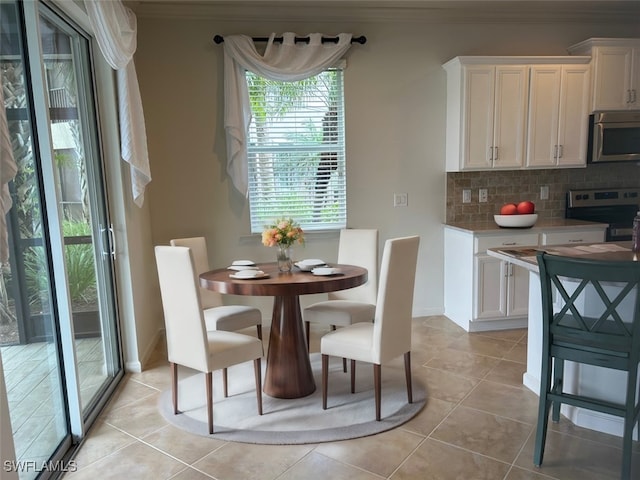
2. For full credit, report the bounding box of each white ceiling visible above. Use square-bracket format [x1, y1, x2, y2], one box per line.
[123, 0, 640, 23]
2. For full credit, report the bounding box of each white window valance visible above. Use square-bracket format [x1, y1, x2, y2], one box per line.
[86, 0, 151, 207]
[223, 32, 353, 196]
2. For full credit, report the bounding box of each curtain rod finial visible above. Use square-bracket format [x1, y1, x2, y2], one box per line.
[353, 35, 367, 44]
[213, 35, 224, 44]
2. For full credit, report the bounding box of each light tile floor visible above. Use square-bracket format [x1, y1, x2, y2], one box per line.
[63, 316, 639, 480]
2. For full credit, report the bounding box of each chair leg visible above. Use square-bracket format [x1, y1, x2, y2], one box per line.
[343, 357, 347, 373]
[206, 372, 213, 434]
[322, 354, 329, 410]
[305, 321, 311, 351]
[374, 363, 381, 421]
[551, 358, 564, 422]
[223, 367, 228, 398]
[350, 359, 356, 393]
[256, 324, 263, 341]
[254, 358, 263, 416]
[404, 351, 413, 404]
[534, 353, 553, 467]
[621, 363, 639, 480]
[171, 362, 178, 415]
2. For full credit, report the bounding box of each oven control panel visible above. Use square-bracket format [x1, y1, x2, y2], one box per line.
[567, 188, 640, 208]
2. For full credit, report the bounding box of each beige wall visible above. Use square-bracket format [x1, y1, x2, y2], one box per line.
[132, 8, 640, 327]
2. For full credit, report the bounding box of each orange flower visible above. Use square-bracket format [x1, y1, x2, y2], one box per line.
[262, 218, 305, 247]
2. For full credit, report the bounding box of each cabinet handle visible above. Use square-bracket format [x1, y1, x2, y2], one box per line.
[494, 146, 499, 160]
[502, 242, 517, 246]
[628, 90, 632, 104]
[558, 144, 563, 158]
[568, 239, 583, 243]
[633, 89, 637, 104]
[489, 146, 493, 161]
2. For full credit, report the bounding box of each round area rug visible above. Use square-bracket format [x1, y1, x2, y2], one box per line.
[157, 353, 426, 444]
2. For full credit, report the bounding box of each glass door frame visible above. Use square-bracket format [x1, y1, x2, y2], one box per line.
[19, 0, 124, 443]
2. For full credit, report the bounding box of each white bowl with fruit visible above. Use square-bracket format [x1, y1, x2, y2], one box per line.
[494, 201, 538, 228]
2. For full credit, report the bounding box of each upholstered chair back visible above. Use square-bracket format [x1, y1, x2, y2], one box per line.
[170, 236, 224, 309]
[329, 229, 378, 304]
[155, 246, 210, 372]
[372, 236, 420, 364]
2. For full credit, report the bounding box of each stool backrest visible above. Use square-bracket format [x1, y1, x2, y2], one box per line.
[537, 252, 640, 368]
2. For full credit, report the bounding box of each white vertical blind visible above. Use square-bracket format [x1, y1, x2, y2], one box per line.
[247, 69, 347, 233]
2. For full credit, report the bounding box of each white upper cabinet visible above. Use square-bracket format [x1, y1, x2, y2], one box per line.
[444, 56, 591, 172]
[444, 58, 528, 171]
[526, 64, 590, 168]
[569, 38, 640, 111]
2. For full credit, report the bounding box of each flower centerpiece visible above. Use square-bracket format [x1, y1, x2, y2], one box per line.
[262, 218, 305, 272]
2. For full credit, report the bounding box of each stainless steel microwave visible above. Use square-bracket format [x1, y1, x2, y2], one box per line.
[587, 111, 640, 163]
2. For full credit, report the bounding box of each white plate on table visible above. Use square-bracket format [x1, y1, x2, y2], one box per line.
[231, 260, 256, 266]
[295, 259, 327, 271]
[228, 265, 259, 271]
[311, 267, 342, 276]
[229, 270, 269, 279]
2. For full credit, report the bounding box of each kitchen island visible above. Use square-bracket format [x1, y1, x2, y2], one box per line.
[444, 219, 608, 332]
[488, 241, 638, 439]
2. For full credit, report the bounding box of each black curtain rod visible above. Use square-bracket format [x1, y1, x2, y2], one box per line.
[213, 34, 366, 45]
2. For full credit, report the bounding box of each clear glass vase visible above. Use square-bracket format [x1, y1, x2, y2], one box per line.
[276, 244, 293, 272]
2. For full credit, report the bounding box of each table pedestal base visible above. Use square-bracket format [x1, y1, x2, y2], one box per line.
[264, 295, 316, 398]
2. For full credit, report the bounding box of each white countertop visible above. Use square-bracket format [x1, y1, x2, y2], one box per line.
[486, 241, 636, 272]
[444, 218, 608, 235]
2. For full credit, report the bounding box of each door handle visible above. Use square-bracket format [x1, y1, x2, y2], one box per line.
[101, 224, 116, 260]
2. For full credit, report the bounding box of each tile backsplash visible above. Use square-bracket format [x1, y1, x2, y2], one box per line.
[446, 163, 640, 223]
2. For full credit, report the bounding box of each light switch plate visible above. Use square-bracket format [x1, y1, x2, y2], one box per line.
[540, 185, 549, 200]
[479, 188, 488, 203]
[394, 193, 408, 207]
[462, 189, 471, 203]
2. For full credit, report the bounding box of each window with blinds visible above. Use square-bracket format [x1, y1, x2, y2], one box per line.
[246, 69, 347, 233]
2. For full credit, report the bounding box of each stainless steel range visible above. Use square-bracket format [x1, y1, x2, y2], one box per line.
[566, 188, 640, 241]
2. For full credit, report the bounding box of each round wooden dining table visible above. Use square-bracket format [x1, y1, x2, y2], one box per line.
[200, 263, 368, 399]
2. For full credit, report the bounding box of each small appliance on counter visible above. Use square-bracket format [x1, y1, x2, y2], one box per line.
[566, 188, 640, 241]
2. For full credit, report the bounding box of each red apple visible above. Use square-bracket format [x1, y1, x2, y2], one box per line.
[500, 203, 518, 215]
[516, 201, 535, 214]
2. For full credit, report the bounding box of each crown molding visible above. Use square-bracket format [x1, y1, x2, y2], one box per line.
[123, 1, 640, 24]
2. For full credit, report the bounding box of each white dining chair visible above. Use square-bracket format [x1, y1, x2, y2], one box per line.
[303, 229, 378, 356]
[154, 246, 264, 434]
[321, 235, 420, 421]
[170, 236, 263, 396]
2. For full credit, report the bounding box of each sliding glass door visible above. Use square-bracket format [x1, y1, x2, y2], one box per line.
[1, 1, 122, 477]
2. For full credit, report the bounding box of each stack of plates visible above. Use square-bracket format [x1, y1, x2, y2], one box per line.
[311, 267, 342, 276]
[229, 268, 268, 279]
[295, 259, 327, 271]
[228, 260, 258, 271]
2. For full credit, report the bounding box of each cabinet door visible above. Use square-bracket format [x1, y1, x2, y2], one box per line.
[526, 65, 562, 168]
[592, 46, 633, 110]
[492, 66, 529, 168]
[506, 263, 530, 317]
[463, 66, 495, 169]
[475, 255, 507, 319]
[632, 48, 640, 107]
[557, 65, 590, 167]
